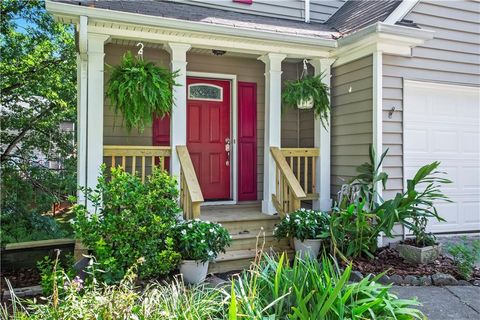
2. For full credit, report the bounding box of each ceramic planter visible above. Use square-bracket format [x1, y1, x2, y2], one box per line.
[297, 96, 314, 109]
[179, 260, 209, 284]
[294, 238, 322, 260]
[397, 243, 442, 264]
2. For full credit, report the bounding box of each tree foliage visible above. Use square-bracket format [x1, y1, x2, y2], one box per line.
[1, 0, 76, 243]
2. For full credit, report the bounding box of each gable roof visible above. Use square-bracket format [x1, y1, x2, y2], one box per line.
[327, 0, 402, 34]
[51, 0, 406, 40]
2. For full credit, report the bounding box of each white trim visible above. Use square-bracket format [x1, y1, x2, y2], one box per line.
[45, 0, 336, 49]
[384, 0, 419, 25]
[188, 83, 223, 101]
[259, 53, 287, 214]
[310, 58, 334, 211]
[372, 51, 383, 199]
[304, 0, 311, 23]
[186, 71, 238, 204]
[333, 22, 434, 67]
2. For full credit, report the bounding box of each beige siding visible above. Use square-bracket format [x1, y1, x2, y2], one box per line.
[104, 44, 303, 201]
[382, 0, 480, 199]
[331, 55, 373, 197]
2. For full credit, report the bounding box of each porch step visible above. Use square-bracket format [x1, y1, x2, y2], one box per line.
[208, 248, 294, 274]
[201, 203, 292, 274]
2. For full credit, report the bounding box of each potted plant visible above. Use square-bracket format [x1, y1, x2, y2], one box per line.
[397, 215, 443, 264]
[106, 51, 178, 133]
[282, 61, 330, 128]
[395, 162, 451, 264]
[173, 220, 231, 284]
[274, 208, 330, 259]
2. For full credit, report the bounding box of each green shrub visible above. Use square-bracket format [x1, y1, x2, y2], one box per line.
[330, 201, 380, 260]
[229, 253, 424, 319]
[273, 208, 330, 241]
[448, 238, 480, 279]
[172, 220, 232, 262]
[73, 166, 181, 283]
[37, 253, 76, 296]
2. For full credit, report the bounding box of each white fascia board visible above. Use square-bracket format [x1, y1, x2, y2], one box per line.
[332, 22, 434, 66]
[45, 0, 336, 49]
[384, 0, 419, 25]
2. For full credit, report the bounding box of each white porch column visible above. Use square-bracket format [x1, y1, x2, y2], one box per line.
[310, 58, 335, 211]
[164, 43, 191, 180]
[85, 33, 109, 209]
[259, 53, 286, 214]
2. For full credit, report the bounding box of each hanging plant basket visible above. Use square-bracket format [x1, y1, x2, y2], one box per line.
[282, 60, 330, 129]
[106, 50, 178, 133]
[297, 96, 314, 109]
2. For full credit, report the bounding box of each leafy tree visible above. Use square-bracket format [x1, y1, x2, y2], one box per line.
[1, 0, 76, 243]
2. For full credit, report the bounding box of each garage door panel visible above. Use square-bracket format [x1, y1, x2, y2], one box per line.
[404, 80, 480, 233]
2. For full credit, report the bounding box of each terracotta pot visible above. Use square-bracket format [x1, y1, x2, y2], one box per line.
[397, 243, 442, 264]
[294, 238, 322, 260]
[179, 260, 209, 284]
[297, 96, 314, 109]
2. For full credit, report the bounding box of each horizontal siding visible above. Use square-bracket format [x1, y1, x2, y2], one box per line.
[382, 0, 480, 200]
[331, 55, 373, 198]
[181, 0, 345, 23]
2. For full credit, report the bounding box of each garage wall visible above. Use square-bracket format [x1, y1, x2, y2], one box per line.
[330, 55, 373, 197]
[382, 0, 480, 199]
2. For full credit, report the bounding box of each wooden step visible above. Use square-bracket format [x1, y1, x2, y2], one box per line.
[229, 233, 290, 251]
[208, 248, 294, 274]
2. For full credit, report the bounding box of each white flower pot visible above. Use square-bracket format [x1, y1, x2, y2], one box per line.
[179, 260, 209, 284]
[294, 238, 322, 260]
[297, 97, 314, 109]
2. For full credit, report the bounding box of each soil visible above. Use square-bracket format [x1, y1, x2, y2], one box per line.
[0, 267, 41, 292]
[351, 247, 480, 280]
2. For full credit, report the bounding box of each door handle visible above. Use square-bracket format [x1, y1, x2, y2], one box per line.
[225, 137, 230, 166]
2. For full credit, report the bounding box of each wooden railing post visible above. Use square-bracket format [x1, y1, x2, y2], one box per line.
[176, 146, 204, 220]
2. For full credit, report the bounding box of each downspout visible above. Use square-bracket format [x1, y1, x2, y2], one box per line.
[304, 0, 310, 23]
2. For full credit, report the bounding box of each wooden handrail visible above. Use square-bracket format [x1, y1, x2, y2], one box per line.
[103, 145, 171, 182]
[270, 147, 306, 217]
[176, 146, 204, 219]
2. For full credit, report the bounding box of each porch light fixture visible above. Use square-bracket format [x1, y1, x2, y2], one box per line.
[212, 49, 226, 56]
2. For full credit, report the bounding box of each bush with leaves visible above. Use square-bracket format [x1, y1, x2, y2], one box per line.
[37, 252, 76, 296]
[274, 208, 330, 242]
[172, 220, 231, 262]
[73, 166, 182, 283]
[106, 51, 178, 132]
[447, 238, 480, 280]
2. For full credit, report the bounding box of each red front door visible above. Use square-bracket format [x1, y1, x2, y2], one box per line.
[187, 78, 231, 200]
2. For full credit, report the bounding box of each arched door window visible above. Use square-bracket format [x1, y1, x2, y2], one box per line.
[188, 83, 223, 101]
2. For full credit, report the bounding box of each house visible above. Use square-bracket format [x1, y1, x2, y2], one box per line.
[46, 0, 479, 271]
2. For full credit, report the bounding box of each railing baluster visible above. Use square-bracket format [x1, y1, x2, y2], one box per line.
[141, 157, 146, 183]
[304, 157, 308, 193]
[132, 156, 136, 175]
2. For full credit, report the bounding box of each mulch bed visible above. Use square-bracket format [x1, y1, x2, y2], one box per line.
[351, 247, 480, 280]
[0, 267, 41, 292]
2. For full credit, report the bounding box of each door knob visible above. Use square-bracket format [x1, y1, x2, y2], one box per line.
[225, 137, 230, 166]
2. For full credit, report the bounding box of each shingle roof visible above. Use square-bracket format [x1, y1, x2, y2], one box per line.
[327, 0, 402, 34]
[52, 0, 404, 39]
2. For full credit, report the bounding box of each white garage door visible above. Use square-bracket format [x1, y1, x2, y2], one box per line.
[404, 80, 480, 233]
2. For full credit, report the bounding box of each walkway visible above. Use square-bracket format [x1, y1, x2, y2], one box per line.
[393, 286, 480, 320]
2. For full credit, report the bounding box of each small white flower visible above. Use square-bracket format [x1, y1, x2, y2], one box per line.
[208, 250, 214, 256]
[181, 229, 187, 235]
[188, 223, 193, 228]
[201, 239, 205, 243]
[209, 228, 215, 233]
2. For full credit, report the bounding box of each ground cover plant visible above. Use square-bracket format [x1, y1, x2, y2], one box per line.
[72, 166, 182, 283]
[2, 253, 424, 320]
[447, 238, 480, 280]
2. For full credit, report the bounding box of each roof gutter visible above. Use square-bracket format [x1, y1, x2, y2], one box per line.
[45, 0, 337, 48]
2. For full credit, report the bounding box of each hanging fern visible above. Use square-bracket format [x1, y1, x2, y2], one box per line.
[106, 51, 178, 132]
[282, 74, 330, 129]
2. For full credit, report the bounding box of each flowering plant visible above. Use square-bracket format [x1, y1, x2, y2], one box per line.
[274, 208, 330, 242]
[173, 220, 232, 263]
